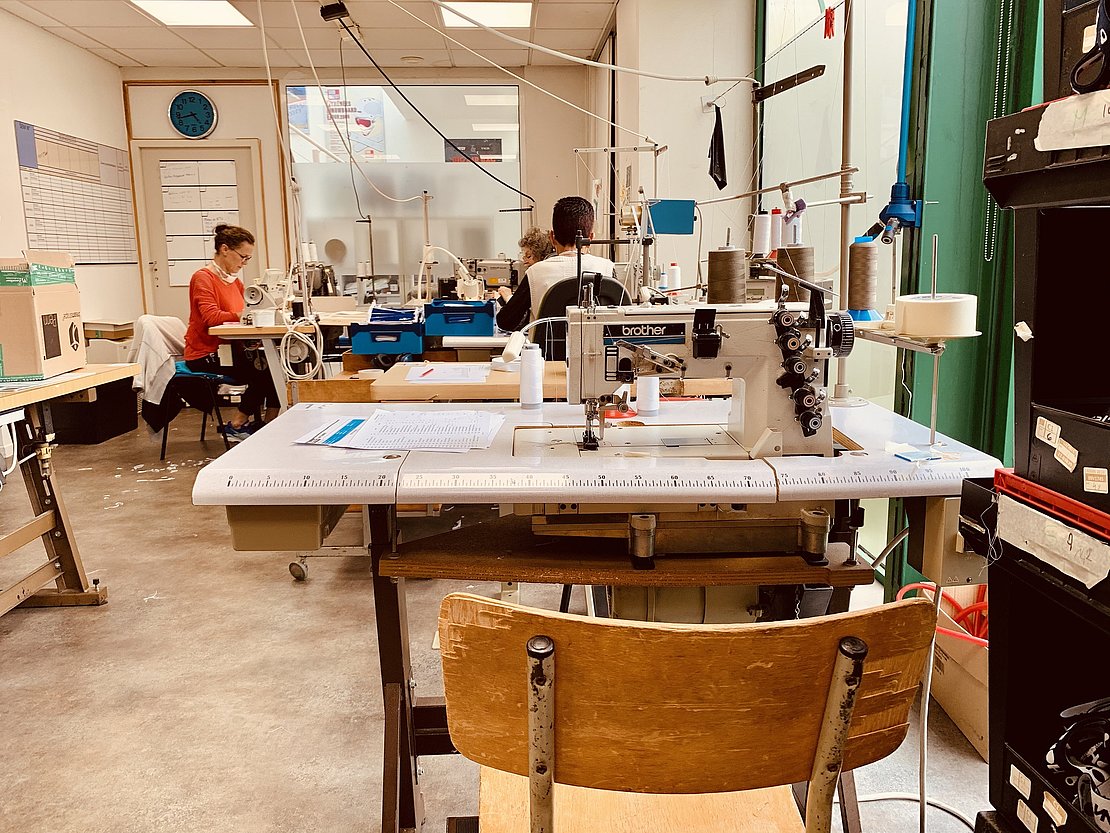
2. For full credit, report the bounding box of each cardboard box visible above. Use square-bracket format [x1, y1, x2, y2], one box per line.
[86, 337, 134, 365]
[930, 583, 989, 761]
[0, 251, 86, 381]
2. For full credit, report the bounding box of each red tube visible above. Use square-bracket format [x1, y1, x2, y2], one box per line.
[937, 626, 989, 647]
[897, 581, 990, 646]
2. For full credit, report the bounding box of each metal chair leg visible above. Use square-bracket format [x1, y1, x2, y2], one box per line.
[804, 636, 869, 833]
[558, 585, 573, 613]
[209, 382, 230, 451]
[199, 410, 207, 441]
[160, 422, 169, 461]
[527, 636, 555, 833]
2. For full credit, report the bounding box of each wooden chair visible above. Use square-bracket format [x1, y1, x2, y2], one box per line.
[438, 593, 936, 833]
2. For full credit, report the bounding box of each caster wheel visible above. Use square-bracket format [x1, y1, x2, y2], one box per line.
[289, 560, 308, 581]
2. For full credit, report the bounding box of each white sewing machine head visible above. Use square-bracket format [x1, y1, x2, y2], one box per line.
[565, 299, 855, 456]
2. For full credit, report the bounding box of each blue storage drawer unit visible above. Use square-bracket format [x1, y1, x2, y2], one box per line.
[349, 308, 424, 355]
[422, 299, 496, 337]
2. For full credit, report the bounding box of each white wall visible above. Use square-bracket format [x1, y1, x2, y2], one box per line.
[614, 0, 756, 286]
[0, 10, 142, 323]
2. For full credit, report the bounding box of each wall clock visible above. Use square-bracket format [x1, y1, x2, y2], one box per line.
[168, 90, 217, 139]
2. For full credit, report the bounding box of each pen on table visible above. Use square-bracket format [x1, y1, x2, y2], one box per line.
[420, 368, 434, 377]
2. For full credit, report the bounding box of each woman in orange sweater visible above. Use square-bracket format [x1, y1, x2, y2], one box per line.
[184, 224, 278, 441]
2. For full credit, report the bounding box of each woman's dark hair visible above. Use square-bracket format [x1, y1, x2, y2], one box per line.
[213, 224, 254, 253]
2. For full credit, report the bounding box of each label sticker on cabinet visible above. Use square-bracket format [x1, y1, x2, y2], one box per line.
[1035, 417, 1060, 448]
[1042, 792, 1067, 827]
[1084, 467, 1109, 494]
[1054, 438, 1079, 473]
[1009, 764, 1032, 800]
[1017, 798, 1039, 832]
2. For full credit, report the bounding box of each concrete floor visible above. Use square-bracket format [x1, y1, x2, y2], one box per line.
[1, 411, 989, 832]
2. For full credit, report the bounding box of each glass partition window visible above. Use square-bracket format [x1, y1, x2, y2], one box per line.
[287, 84, 523, 287]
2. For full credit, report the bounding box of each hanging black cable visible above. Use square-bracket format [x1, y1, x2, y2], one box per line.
[336, 18, 535, 205]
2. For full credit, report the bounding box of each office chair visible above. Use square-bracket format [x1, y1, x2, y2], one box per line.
[533, 274, 629, 361]
[439, 593, 935, 833]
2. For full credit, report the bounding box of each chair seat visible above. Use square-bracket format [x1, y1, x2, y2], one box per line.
[478, 767, 805, 833]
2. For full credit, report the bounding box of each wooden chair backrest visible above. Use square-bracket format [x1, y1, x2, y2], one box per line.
[439, 593, 935, 795]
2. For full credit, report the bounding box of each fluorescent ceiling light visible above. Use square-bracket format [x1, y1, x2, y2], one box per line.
[471, 123, 519, 131]
[465, 94, 519, 106]
[441, 3, 533, 29]
[130, 0, 253, 26]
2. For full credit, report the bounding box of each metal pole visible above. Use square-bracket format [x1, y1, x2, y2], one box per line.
[834, 0, 855, 399]
[527, 635, 556, 833]
[805, 636, 869, 833]
[929, 351, 939, 446]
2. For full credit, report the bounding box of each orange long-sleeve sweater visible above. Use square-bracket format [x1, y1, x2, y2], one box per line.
[184, 267, 244, 360]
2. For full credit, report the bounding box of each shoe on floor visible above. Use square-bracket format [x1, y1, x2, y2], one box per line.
[218, 422, 256, 443]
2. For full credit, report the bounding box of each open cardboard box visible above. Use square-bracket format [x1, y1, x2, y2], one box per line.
[0, 251, 86, 381]
[930, 583, 989, 761]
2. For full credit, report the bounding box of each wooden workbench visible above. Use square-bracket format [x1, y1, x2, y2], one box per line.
[0, 362, 139, 616]
[289, 361, 736, 404]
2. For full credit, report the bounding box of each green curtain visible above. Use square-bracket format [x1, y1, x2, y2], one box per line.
[899, 0, 1043, 466]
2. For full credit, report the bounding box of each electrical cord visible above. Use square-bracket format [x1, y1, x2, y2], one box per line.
[382, 0, 652, 143]
[289, 0, 425, 205]
[335, 18, 535, 205]
[338, 32, 370, 224]
[280, 317, 324, 381]
[423, 0, 760, 86]
[834, 793, 975, 831]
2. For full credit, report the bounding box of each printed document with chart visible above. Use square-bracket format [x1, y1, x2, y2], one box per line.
[295, 409, 504, 452]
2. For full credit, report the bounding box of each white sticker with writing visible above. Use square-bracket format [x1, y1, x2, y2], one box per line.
[1054, 438, 1079, 473]
[1010, 764, 1032, 800]
[1042, 792, 1067, 827]
[1017, 798, 1039, 833]
[1035, 416, 1060, 448]
[1084, 467, 1109, 495]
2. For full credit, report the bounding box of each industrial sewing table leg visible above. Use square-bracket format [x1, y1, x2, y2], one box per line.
[0, 403, 108, 614]
[369, 505, 424, 833]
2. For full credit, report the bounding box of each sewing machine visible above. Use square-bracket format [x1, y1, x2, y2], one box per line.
[241, 268, 292, 325]
[565, 291, 855, 454]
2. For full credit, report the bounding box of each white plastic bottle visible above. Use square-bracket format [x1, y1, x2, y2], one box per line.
[666, 262, 682, 288]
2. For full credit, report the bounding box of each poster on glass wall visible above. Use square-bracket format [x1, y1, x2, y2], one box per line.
[445, 138, 503, 163]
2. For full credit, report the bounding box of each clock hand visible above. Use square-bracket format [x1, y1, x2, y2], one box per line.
[186, 112, 199, 121]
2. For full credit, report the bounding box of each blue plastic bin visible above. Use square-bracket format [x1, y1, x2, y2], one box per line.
[349, 316, 424, 355]
[423, 299, 496, 337]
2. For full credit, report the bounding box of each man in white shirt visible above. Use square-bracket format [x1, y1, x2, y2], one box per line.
[496, 196, 616, 330]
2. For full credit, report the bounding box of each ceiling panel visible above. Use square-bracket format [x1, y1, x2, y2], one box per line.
[527, 48, 593, 66]
[17, 0, 149, 27]
[205, 48, 302, 67]
[358, 27, 451, 49]
[171, 26, 284, 50]
[42, 26, 113, 50]
[343, 1, 442, 28]
[116, 47, 222, 66]
[79, 26, 194, 49]
[262, 25, 347, 49]
[230, 0, 333, 29]
[0, 1, 65, 27]
[438, 28, 530, 50]
[301, 47, 452, 67]
[88, 46, 143, 66]
[535, 2, 612, 29]
[531, 28, 598, 49]
[449, 48, 530, 67]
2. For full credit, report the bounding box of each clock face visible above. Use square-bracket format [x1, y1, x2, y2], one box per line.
[169, 90, 217, 139]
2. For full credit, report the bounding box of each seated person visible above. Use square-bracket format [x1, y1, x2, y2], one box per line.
[496, 197, 615, 331]
[183, 223, 279, 442]
[518, 225, 555, 270]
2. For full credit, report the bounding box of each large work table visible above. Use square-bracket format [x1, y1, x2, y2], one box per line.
[192, 396, 1001, 831]
[0, 363, 139, 616]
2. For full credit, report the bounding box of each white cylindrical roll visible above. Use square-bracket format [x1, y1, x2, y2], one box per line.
[308, 241, 319, 262]
[769, 209, 783, 251]
[751, 213, 772, 256]
[520, 343, 544, 410]
[667, 262, 682, 288]
[783, 214, 803, 246]
[636, 375, 660, 415]
[894, 293, 979, 338]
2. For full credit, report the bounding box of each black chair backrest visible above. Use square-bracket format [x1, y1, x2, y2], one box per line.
[533, 274, 629, 361]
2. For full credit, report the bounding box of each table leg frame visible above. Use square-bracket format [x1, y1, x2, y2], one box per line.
[0, 403, 107, 616]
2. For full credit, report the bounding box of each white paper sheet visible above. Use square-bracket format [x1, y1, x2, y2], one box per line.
[295, 410, 504, 452]
[404, 364, 491, 383]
